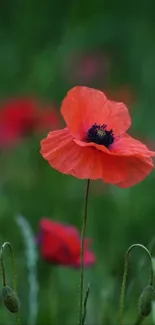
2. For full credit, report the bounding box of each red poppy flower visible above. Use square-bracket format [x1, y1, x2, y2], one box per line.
[38, 218, 95, 268]
[40, 86, 155, 188]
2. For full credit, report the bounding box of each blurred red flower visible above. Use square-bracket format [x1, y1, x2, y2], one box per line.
[41, 86, 155, 188]
[0, 98, 60, 147]
[0, 98, 37, 146]
[35, 107, 61, 133]
[106, 85, 135, 108]
[38, 218, 95, 268]
[65, 52, 110, 85]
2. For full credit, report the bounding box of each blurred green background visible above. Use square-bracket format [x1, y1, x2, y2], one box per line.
[1, 1, 155, 324]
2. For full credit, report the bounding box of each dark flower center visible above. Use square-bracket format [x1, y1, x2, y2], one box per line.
[87, 123, 114, 148]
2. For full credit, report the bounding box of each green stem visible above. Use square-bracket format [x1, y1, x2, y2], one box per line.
[118, 244, 154, 325]
[78, 179, 90, 325]
[82, 283, 90, 325]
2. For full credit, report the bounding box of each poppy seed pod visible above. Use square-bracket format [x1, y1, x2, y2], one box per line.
[2, 286, 20, 313]
[139, 285, 155, 317]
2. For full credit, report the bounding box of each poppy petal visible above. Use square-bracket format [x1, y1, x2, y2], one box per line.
[40, 220, 78, 263]
[61, 86, 131, 139]
[41, 219, 80, 257]
[111, 133, 155, 157]
[73, 251, 96, 268]
[41, 128, 88, 174]
[41, 128, 154, 186]
[41, 128, 130, 184]
[74, 138, 111, 154]
[75, 134, 155, 158]
[64, 225, 80, 239]
[40, 219, 64, 259]
[40, 232, 62, 260]
[116, 156, 154, 188]
[39, 218, 96, 267]
[70, 146, 154, 187]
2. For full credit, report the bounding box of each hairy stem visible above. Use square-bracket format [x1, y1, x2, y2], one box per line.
[78, 179, 90, 325]
[118, 244, 154, 325]
[82, 283, 90, 325]
[0, 246, 6, 286]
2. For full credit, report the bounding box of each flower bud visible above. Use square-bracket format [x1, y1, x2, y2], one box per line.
[2, 286, 20, 313]
[139, 285, 155, 317]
